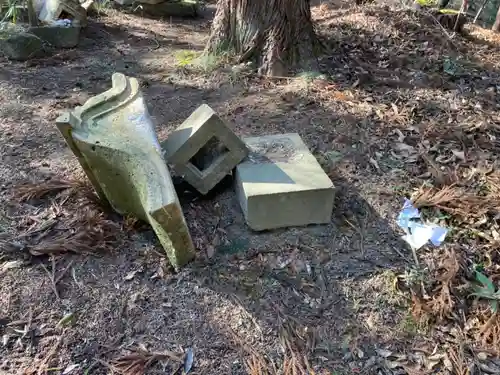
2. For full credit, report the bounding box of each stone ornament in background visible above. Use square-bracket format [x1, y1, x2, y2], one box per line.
[161, 104, 249, 195]
[112, 0, 200, 18]
[56, 73, 195, 270]
[38, 0, 87, 26]
[235, 133, 335, 231]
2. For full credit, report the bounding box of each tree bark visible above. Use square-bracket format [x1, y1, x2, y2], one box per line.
[493, 3, 500, 31]
[27, 0, 38, 26]
[205, 0, 321, 76]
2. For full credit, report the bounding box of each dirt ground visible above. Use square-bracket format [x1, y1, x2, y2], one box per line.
[2, 1, 500, 374]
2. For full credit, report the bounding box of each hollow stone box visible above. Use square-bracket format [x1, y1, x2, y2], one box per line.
[161, 104, 249, 195]
[235, 133, 335, 231]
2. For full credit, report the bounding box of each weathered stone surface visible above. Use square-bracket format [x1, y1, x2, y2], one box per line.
[56, 73, 195, 269]
[160, 104, 249, 195]
[0, 30, 45, 60]
[139, 0, 199, 17]
[28, 25, 80, 48]
[136, 0, 165, 5]
[113, 0, 132, 5]
[235, 133, 335, 231]
[38, 0, 87, 27]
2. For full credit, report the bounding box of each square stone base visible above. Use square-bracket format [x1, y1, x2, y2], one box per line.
[235, 133, 335, 231]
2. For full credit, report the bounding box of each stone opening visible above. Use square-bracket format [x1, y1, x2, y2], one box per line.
[189, 136, 229, 174]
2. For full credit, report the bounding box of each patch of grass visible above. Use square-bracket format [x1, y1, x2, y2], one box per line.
[93, 0, 112, 14]
[439, 8, 460, 14]
[173, 49, 234, 74]
[295, 71, 328, 91]
[195, 52, 221, 72]
[398, 311, 429, 336]
[1, 0, 21, 24]
[374, 270, 409, 307]
[0, 208, 10, 233]
[174, 49, 199, 67]
[197, 50, 234, 73]
[415, 0, 438, 6]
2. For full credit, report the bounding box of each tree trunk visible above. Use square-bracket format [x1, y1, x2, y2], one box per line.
[27, 0, 38, 26]
[205, 0, 321, 76]
[493, 3, 500, 31]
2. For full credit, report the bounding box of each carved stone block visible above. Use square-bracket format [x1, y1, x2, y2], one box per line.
[56, 73, 195, 269]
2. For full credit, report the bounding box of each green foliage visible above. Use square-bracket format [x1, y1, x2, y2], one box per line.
[470, 270, 500, 313]
[296, 71, 327, 82]
[195, 52, 222, 72]
[2, 0, 20, 23]
[94, 0, 112, 14]
[174, 50, 199, 67]
[415, 0, 438, 6]
[398, 311, 430, 335]
[439, 8, 460, 13]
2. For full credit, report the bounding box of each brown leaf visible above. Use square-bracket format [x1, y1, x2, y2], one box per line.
[331, 90, 349, 101]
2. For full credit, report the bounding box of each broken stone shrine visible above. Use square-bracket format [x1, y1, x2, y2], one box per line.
[56, 73, 195, 269]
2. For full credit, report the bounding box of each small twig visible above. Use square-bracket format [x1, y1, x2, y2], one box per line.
[41, 257, 60, 301]
[424, 9, 457, 44]
[150, 31, 160, 50]
[473, 0, 489, 23]
[36, 335, 63, 375]
[345, 217, 365, 256]
[411, 246, 420, 267]
[71, 266, 83, 289]
[55, 260, 74, 285]
[17, 218, 58, 240]
[452, 1, 466, 32]
[391, 246, 412, 263]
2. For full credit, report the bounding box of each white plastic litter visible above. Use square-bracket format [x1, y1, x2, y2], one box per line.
[396, 199, 448, 250]
[49, 18, 72, 26]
